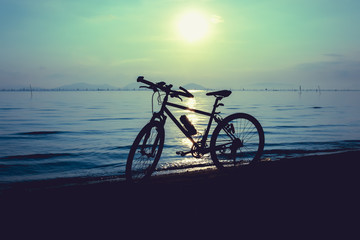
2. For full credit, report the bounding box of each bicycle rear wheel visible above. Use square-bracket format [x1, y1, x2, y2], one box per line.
[126, 121, 165, 183]
[210, 113, 264, 169]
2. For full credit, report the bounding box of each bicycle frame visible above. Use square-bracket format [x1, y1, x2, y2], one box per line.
[150, 91, 224, 155]
[127, 77, 265, 183]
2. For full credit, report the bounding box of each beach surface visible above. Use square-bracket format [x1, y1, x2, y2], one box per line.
[1, 151, 360, 237]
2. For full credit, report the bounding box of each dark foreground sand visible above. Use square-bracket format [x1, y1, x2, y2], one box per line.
[1, 151, 360, 238]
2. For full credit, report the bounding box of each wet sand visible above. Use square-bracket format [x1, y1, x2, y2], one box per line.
[1, 151, 360, 237]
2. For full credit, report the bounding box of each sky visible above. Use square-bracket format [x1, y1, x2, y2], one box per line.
[1, 0, 360, 89]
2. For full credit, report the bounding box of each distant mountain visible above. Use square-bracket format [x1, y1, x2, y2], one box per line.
[122, 82, 143, 90]
[55, 82, 118, 90]
[245, 82, 296, 90]
[182, 83, 206, 90]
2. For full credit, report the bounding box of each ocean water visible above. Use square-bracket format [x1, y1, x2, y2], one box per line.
[1, 90, 360, 184]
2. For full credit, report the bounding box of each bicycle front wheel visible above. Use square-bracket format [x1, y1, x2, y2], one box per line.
[126, 121, 165, 183]
[210, 113, 264, 169]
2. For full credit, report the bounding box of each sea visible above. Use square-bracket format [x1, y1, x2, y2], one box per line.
[1, 89, 360, 186]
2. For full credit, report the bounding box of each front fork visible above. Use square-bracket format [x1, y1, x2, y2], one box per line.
[141, 113, 166, 157]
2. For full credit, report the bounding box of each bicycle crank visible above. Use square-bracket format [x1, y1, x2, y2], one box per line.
[175, 144, 204, 158]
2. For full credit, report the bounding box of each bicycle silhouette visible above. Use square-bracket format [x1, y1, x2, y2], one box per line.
[126, 76, 265, 182]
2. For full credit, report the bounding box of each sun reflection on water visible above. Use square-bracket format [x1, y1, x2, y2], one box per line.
[181, 137, 193, 148]
[186, 97, 196, 109]
[183, 96, 200, 127]
[179, 95, 210, 153]
[164, 91, 214, 171]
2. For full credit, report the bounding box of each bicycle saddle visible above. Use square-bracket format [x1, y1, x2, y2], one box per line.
[206, 90, 232, 98]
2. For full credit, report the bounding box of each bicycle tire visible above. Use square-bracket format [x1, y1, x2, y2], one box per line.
[210, 113, 264, 169]
[126, 121, 165, 183]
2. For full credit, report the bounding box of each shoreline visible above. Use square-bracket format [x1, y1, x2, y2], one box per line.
[1, 150, 360, 237]
[1, 149, 359, 195]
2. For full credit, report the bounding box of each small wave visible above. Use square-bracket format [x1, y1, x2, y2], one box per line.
[0, 107, 23, 111]
[18, 131, 65, 135]
[344, 140, 360, 143]
[275, 107, 297, 111]
[267, 140, 360, 147]
[86, 117, 137, 122]
[274, 125, 312, 129]
[264, 149, 329, 155]
[268, 124, 347, 130]
[113, 145, 132, 150]
[156, 160, 214, 172]
[263, 147, 360, 157]
[90, 162, 126, 169]
[1, 153, 73, 160]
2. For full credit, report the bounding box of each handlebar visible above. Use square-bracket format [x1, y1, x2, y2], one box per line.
[179, 86, 193, 98]
[137, 76, 157, 89]
[137, 76, 194, 98]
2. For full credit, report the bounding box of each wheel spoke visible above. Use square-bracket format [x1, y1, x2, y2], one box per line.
[126, 122, 164, 183]
[210, 113, 264, 169]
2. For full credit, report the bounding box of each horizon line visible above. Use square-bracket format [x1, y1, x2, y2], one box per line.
[1, 88, 360, 92]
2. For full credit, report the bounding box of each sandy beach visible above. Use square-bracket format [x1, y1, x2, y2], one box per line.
[1, 151, 360, 237]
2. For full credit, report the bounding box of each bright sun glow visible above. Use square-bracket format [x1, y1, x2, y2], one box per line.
[177, 11, 209, 42]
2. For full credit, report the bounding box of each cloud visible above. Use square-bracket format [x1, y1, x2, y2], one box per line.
[293, 57, 360, 88]
[210, 15, 224, 24]
[47, 73, 68, 79]
[83, 14, 119, 23]
[296, 59, 360, 72]
[323, 53, 343, 57]
[220, 54, 360, 89]
[0, 69, 31, 88]
[110, 58, 152, 66]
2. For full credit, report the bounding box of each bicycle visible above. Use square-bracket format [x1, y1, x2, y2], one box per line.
[126, 76, 265, 183]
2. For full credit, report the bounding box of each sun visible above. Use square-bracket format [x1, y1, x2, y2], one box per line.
[177, 11, 210, 43]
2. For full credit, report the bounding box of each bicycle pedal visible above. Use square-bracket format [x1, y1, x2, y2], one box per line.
[176, 151, 188, 156]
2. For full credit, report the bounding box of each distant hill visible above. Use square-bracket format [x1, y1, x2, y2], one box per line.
[55, 82, 118, 90]
[245, 82, 296, 90]
[122, 82, 143, 90]
[182, 83, 206, 90]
